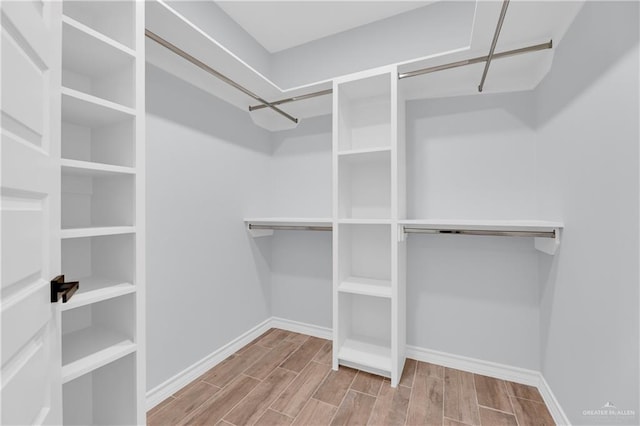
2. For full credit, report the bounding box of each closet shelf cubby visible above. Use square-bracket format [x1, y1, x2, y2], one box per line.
[63, 354, 137, 425]
[338, 153, 391, 220]
[62, 15, 135, 59]
[62, 17, 136, 108]
[62, 326, 136, 383]
[60, 277, 135, 312]
[338, 337, 392, 373]
[62, 87, 135, 127]
[337, 291, 392, 373]
[62, 170, 134, 229]
[337, 74, 391, 152]
[63, 1, 135, 50]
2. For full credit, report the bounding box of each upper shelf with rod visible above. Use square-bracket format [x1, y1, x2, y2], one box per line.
[244, 218, 332, 237]
[145, 0, 584, 131]
[399, 219, 563, 255]
[244, 217, 563, 255]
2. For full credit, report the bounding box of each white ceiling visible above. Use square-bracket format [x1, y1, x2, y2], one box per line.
[215, 1, 433, 53]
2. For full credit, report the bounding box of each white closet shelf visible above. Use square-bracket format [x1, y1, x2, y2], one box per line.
[400, 219, 564, 255]
[62, 87, 135, 127]
[61, 276, 135, 312]
[337, 147, 391, 162]
[61, 159, 136, 177]
[338, 336, 392, 373]
[61, 226, 136, 239]
[338, 277, 391, 298]
[400, 219, 563, 231]
[338, 219, 392, 225]
[62, 326, 136, 383]
[62, 16, 135, 77]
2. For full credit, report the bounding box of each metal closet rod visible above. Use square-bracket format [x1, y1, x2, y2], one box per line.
[248, 39, 552, 111]
[403, 227, 556, 239]
[246, 224, 554, 239]
[145, 29, 299, 124]
[478, 0, 510, 92]
[248, 89, 333, 112]
[248, 224, 332, 232]
[398, 40, 552, 80]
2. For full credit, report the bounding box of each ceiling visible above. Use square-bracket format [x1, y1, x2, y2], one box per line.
[215, 1, 433, 53]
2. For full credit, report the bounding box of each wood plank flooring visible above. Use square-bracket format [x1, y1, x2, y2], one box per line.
[148, 329, 555, 426]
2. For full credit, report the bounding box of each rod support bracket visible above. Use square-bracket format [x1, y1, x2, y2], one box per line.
[535, 229, 561, 255]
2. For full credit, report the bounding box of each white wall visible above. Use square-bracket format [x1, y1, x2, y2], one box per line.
[269, 115, 332, 218]
[146, 65, 273, 390]
[536, 2, 639, 424]
[268, 115, 333, 327]
[405, 92, 542, 370]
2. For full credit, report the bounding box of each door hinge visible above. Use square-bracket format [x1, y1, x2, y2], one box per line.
[51, 275, 79, 303]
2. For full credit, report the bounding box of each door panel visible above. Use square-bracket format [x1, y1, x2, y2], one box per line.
[1, 1, 62, 425]
[1, 201, 43, 288]
[2, 280, 50, 365]
[2, 332, 49, 425]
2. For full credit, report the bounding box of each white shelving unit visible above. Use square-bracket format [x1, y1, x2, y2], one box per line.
[332, 69, 407, 386]
[59, 1, 145, 424]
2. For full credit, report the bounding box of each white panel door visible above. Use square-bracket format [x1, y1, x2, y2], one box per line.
[1, 1, 62, 425]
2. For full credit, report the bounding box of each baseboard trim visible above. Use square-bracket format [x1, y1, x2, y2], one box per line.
[406, 345, 570, 425]
[406, 345, 540, 387]
[538, 374, 571, 425]
[145, 317, 272, 410]
[146, 318, 569, 425]
[270, 317, 333, 340]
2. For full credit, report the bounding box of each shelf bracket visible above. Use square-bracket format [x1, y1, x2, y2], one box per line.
[534, 229, 561, 255]
[398, 225, 407, 242]
[247, 224, 274, 237]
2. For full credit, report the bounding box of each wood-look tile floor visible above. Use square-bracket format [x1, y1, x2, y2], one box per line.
[148, 329, 555, 426]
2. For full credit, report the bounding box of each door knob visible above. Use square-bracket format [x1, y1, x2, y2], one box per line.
[51, 275, 79, 303]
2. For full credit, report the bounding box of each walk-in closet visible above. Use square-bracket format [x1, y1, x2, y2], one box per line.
[1, 1, 638, 425]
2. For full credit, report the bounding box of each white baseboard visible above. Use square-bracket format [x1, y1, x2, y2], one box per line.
[146, 318, 569, 425]
[538, 375, 571, 425]
[406, 344, 570, 425]
[145, 317, 272, 410]
[406, 345, 540, 387]
[269, 317, 332, 340]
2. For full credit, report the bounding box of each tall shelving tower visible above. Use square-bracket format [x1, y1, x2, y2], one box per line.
[58, 1, 145, 423]
[332, 67, 406, 386]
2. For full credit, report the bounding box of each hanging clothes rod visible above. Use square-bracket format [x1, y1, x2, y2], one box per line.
[248, 89, 333, 112]
[145, 29, 299, 124]
[248, 224, 333, 232]
[478, 0, 510, 92]
[398, 40, 552, 80]
[403, 227, 556, 239]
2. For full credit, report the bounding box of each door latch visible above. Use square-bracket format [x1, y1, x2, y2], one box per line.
[51, 275, 79, 303]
